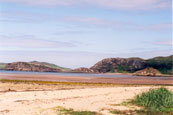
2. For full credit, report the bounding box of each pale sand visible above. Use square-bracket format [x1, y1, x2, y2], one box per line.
[0, 83, 172, 115]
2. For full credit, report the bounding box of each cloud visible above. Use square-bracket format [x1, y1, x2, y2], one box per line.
[62, 16, 136, 29]
[84, 0, 171, 11]
[62, 16, 172, 31]
[122, 49, 172, 59]
[0, 35, 77, 49]
[0, 11, 53, 23]
[154, 40, 173, 46]
[138, 24, 172, 32]
[0, 0, 171, 11]
[1, 10, 171, 32]
[62, 16, 115, 26]
[54, 30, 92, 35]
[1, 9, 171, 32]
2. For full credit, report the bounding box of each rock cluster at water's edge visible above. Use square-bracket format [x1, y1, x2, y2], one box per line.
[133, 67, 161, 76]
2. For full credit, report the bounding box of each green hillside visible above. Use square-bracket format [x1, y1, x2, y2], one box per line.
[146, 55, 173, 75]
[0, 63, 7, 69]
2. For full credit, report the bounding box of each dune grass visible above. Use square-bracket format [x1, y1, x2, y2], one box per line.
[111, 87, 173, 115]
[131, 87, 173, 112]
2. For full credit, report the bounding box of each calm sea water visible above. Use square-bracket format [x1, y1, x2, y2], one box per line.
[0, 70, 131, 77]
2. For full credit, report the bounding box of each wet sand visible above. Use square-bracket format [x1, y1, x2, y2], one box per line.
[0, 73, 173, 85]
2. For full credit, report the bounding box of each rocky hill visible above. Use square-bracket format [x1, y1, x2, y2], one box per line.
[90, 57, 146, 73]
[146, 55, 173, 75]
[133, 67, 161, 76]
[88, 55, 172, 74]
[1, 62, 63, 72]
[0, 55, 172, 74]
[29, 61, 71, 71]
[71, 67, 96, 73]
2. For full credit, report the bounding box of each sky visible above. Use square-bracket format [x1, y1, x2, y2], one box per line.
[0, 0, 172, 68]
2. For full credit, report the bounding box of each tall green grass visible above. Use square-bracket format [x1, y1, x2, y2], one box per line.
[131, 88, 173, 112]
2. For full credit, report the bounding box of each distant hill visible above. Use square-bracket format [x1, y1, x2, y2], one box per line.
[0, 61, 71, 72]
[0, 63, 6, 69]
[90, 57, 146, 73]
[146, 55, 173, 75]
[0, 55, 172, 75]
[87, 55, 172, 75]
[29, 61, 71, 71]
[71, 67, 95, 73]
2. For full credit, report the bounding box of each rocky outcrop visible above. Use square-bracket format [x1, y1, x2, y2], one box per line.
[29, 61, 71, 71]
[72, 67, 96, 73]
[3, 62, 62, 72]
[133, 67, 161, 76]
[90, 58, 146, 73]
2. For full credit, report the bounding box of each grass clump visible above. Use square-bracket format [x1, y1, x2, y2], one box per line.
[111, 88, 173, 115]
[54, 106, 98, 115]
[131, 87, 173, 112]
[110, 110, 121, 114]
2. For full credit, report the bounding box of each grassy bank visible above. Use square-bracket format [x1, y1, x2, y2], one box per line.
[131, 87, 173, 112]
[111, 87, 173, 115]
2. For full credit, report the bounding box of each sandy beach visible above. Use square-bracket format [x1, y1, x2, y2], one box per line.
[0, 81, 172, 115]
[0, 72, 173, 115]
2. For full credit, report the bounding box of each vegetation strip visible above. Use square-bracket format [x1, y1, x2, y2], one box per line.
[0, 79, 126, 86]
[131, 87, 173, 112]
[1, 79, 173, 86]
[53, 106, 99, 115]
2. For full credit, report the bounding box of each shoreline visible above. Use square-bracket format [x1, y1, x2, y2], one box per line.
[1, 69, 172, 77]
[0, 73, 173, 85]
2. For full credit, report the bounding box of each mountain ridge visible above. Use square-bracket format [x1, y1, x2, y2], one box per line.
[0, 55, 172, 75]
